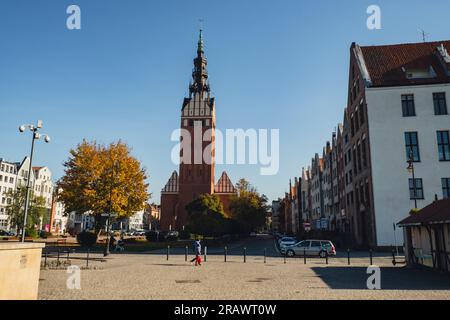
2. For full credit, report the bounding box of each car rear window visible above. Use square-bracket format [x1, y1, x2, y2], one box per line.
[311, 241, 321, 247]
[321, 241, 332, 247]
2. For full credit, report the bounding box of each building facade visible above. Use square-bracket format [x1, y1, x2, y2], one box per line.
[352, 41, 450, 246]
[310, 154, 324, 229]
[283, 40, 450, 248]
[271, 200, 281, 233]
[0, 159, 19, 231]
[0, 157, 63, 233]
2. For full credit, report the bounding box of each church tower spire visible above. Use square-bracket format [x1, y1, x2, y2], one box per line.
[190, 29, 210, 95]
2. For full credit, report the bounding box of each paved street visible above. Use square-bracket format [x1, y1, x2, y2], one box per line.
[38, 236, 450, 300]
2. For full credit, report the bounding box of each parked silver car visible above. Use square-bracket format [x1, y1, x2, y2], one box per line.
[280, 240, 336, 258]
[278, 236, 297, 247]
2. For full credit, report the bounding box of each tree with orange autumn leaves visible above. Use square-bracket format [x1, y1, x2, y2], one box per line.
[57, 140, 149, 232]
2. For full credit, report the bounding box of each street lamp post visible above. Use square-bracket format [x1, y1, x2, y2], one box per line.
[19, 120, 50, 242]
[407, 147, 417, 209]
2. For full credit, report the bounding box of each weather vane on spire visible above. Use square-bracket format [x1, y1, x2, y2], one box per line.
[418, 29, 429, 42]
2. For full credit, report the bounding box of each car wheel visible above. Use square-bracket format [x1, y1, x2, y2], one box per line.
[319, 251, 326, 258]
[286, 250, 295, 257]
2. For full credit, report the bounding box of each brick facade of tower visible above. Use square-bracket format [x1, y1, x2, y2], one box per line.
[160, 31, 237, 231]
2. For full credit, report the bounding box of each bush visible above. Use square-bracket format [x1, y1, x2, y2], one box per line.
[76, 231, 98, 247]
[146, 230, 161, 242]
[179, 230, 191, 240]
[124, 237, 139, 244]
[25, 228, 38, 239]
[39, 231, 52, 239]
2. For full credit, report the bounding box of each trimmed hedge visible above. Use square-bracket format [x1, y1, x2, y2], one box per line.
[76, 231, 98, 247]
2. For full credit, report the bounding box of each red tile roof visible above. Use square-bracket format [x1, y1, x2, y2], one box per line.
[398, 199, 450, 226]
[358, 41, 450, 87]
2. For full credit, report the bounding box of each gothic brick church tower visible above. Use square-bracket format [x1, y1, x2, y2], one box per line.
[160, 30, 237, 231]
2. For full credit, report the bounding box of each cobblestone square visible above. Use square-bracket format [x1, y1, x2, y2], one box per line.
[38, 252, 450, 300]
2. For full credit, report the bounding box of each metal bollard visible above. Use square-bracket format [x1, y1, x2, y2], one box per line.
[57, 248, 60, 266]
[392, 249, 396, 266]
[369, 248, 373, 265]
[167, 245, 170, 261]
[244, 247, 247, 263]
[185, 246, 188, 262]
[204, 246, 207, 262]
[325, 250, 329, 265]
[86, 248, 90, 268]
[347, 249, 351, 265]
[224, 246, 227, 262]
[304, 249, 306, 264]
[264, 248, 266, 264]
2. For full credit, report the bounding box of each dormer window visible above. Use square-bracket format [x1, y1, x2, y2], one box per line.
[403, 66, 437, 79]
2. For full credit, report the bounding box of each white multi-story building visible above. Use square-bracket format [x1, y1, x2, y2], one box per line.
[0, 159, 18, 231]
[67, 211, 95, 233]
[0, 157, 68, 233]
[33, 167, 53, 210]
[126, 209, 145, 231]
[348, 40, 450, 246]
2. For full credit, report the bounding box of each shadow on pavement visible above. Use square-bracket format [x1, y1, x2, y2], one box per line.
[311, 266, 450, 290]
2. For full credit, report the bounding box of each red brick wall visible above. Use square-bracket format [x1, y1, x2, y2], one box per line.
[160, 194, 179, 231]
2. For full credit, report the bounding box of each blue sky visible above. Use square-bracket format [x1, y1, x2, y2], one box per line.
[1, 0, 449, 203]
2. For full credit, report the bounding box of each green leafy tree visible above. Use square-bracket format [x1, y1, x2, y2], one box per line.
[185, 194, 230, 237]
[230, 179, 269, 234]
[5, 187, 47, 235]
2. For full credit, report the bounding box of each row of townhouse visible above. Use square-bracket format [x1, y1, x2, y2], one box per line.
[275, 40, 450, 248]
[271, 177, 303, 236]
[70, 203, 161, 235]
[0, 156, 67, 234]
[1, 156, 158, 236]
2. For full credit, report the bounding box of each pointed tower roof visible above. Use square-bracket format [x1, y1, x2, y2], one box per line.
[214, 172, 237, 194]
[197, 28, 204, 53]
[161, 171, 179, 194]
[190, 29, 210, 95]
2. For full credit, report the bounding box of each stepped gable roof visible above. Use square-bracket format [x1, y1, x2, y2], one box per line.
[214, 171, 237, 194]
[161, 171, 179, 193]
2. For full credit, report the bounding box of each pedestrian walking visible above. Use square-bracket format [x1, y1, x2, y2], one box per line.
[195, 240, 202, 266]
[190, 240, 202, 266]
